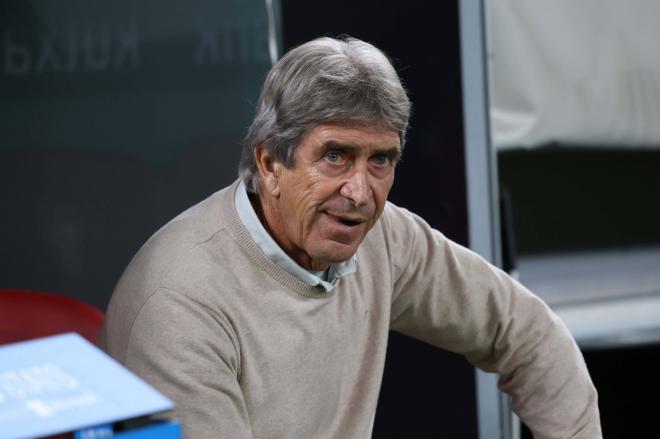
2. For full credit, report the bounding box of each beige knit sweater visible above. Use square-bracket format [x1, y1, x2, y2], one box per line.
[98, 180, 601, 438]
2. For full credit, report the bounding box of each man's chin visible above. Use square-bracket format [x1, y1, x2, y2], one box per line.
[311, 243, 360, 266]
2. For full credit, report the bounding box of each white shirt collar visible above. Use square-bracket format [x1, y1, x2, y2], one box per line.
[234, 180, 356, 292]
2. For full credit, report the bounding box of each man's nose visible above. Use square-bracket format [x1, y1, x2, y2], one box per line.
[340, 167, 371, 207]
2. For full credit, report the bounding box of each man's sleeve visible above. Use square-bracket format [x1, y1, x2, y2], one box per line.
[385, 205, 602, 438]
[123, 287, 253, 438]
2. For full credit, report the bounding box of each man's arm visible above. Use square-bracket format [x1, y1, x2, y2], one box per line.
[383, 204, 601, 438]
[108, 287, 254, 438]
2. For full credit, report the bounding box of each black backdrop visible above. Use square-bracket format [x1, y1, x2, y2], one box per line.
[280, 1, 478, 437]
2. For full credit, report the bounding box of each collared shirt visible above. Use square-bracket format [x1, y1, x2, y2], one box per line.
[234, 180, 356, 292]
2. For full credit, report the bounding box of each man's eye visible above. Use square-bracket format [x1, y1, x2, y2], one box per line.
[371, 154, 390, 166]
[326, 151, 343, 163]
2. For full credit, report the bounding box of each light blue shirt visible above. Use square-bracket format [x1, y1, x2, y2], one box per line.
[234, 180, 357, 292]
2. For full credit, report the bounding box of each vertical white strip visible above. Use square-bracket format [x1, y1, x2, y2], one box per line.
[460, 0, 501, 267]
[265, 0, 279, 65]
[459, 0, 517, 438]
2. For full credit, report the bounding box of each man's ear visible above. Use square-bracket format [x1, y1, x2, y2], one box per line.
[254, 146, 283, 197]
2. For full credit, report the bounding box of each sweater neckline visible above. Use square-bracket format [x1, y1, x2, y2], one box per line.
[220, 180, 338, 299]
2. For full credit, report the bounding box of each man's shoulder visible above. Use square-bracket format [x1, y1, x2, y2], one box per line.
[109, 182, 240, 312]
[382, 200, 415, 222]
[371, 200, 430, 238]
[361, 201, 423, 258]
[99, 182, 244, 358]
[362, 200, 453, 264]
[155, 183, 236, 246]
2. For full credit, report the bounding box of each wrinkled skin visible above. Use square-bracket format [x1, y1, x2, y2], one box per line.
[254, 122, 401, 271]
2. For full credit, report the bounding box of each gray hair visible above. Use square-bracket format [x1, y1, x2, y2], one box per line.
[239, 36, 411, 193]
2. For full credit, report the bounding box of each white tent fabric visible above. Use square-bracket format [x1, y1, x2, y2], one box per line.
[488, 0, 660, 149]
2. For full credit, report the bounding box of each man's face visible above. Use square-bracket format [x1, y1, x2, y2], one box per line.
[257, 122, 401, 271]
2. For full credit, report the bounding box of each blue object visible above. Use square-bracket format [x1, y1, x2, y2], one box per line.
[73, 420, 182, 439]
[113, 420, 181, 438]
[0, 333, 174, 439]
[74, 423, 114, 439]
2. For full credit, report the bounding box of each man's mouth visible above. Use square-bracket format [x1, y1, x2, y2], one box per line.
[325, 213, 365, 228]
[338, 218, 361, 227]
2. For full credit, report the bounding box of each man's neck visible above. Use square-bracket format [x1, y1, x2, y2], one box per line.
[250, 190, 329, 271]
[247, 191, 268, 233]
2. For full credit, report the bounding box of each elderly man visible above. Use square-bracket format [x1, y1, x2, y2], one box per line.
[98, 37, 601, 438]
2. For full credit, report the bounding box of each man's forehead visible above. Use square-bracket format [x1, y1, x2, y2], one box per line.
[307, 122, 401, 149]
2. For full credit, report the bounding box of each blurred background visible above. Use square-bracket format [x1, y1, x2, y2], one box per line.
[1, 0, 658, 437]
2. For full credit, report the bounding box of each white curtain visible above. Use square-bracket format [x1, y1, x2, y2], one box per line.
[488, 0, 660, 149]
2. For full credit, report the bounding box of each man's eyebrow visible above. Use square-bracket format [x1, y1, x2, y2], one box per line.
[321, 141, 402, 159]
[380, 146, 402, 162]
[319, 141, 359, 153]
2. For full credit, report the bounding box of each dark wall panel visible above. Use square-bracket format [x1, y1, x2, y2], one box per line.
[0, 0, 272, 310]
[499, 148, 660, 254]
[280, 1, 476, 437]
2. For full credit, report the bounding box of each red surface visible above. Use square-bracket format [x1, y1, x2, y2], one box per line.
[0, 288, 104, 345]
